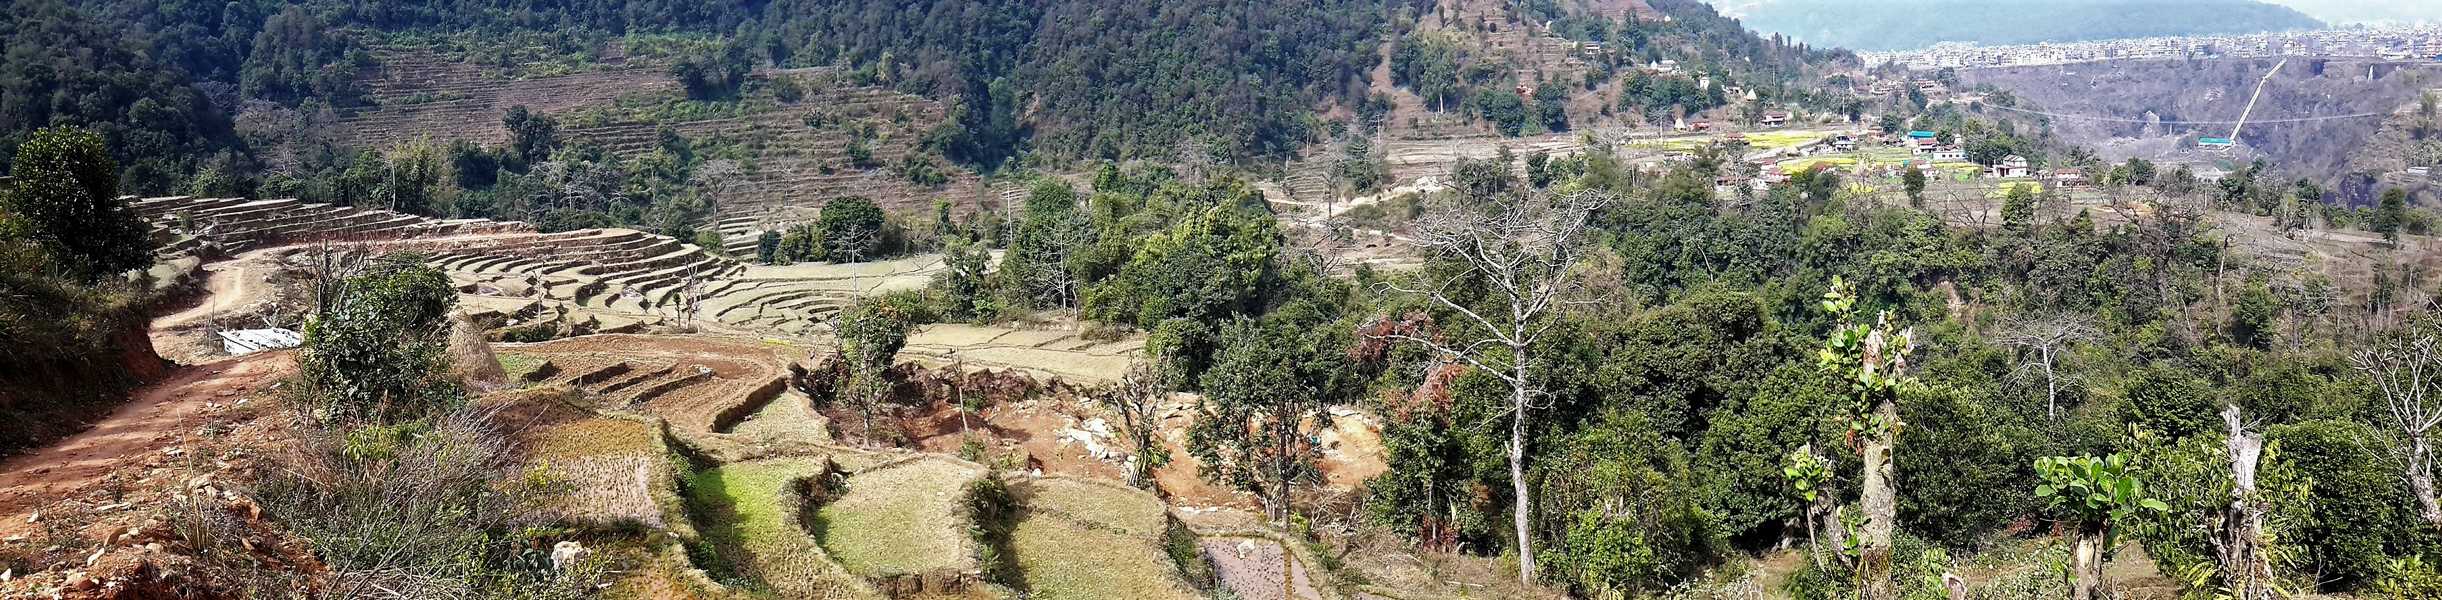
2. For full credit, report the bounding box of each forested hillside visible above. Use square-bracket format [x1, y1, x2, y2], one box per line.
[1726, 0, 2325, 51]
[0, 0, 244, 193]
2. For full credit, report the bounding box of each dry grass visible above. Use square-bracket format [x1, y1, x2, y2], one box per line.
[528, 415, 661, 461]
[814, 456, 984, 578]
[535, 455, 668, 530]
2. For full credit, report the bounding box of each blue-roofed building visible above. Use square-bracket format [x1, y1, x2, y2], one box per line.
[2199, 137, 2234, 147]
[1907, 130, 1937, 139]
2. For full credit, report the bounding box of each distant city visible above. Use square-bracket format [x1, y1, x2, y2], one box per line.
[1861, 24, 2442, 70]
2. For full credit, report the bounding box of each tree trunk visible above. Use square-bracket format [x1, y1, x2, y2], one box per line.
[1810, 481, 1844, 571]
[2223, 404, 2272, 600]
[1859, 398, 1899, 600]
[2409, 434, 2442, 527]
[2070, 531, 2102, 600]
[2039, 347, 2060, 421]
[1510, 381, 1536, 585]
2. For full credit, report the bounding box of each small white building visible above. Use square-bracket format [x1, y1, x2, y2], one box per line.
[2051, 168, 2088, 187]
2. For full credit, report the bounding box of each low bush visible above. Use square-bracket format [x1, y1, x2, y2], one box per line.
[252, 409, 607, 599]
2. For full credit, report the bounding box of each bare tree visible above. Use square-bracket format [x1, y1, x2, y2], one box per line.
[2350, 332, 2442, 526]
[1997, 314, 2097, 420]
[1285, 223, 1353, 276]
[663, 260, 707, 332]
[1372, 187, 1610, 584]
[1101, 361, 1173, 488]
[1024, 214, 1094, 308]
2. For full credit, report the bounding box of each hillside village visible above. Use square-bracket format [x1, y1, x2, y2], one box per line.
[1860, 23, 2442, 70]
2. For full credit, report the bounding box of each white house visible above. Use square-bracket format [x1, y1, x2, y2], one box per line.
[1990, 154, 2031, 178]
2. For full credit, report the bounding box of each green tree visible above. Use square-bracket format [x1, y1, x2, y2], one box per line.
[756, 230, 781, 264]
[1475, 88, 1530, 136]
[1533, 82, 1571, 133]
[1191, 315, 1337, 521]
[2268, 420, 2434, 588]
[297, 254, 462, 424]
[2376, 187, 2409, 244]
[2229, 279, 2279, 349]
[1900, 167, 1926, 208]
[0, 127, 152, 282]
[834, 296, 914, 443]
[1002, 180, 1093, 308]
[1543, 411, 1721, 597]
[933, 234, 998, 321]
[501, 106, 558, 170]
[1084, 191, 1282, 327]
[819, 196, 888, 262]
[2002, 183, 2038, 236]
[375, 138, 450, 215]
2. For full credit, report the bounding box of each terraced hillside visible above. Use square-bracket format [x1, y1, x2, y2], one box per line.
[559, 69, 995, 219]
[131, 195, 532, 257]
[335, 51, 992, 221]
[338, 49, 678, 151]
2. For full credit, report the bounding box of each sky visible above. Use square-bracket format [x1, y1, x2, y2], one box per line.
[2259, 0, 2434, 26]
[1710, 1, 2434, 26]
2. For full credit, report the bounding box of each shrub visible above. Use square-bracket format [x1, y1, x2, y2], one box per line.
[1693, 363, 1842, 543]
[2119, 366, 2216, 439]
[1539, 410, 1724, 596]
[252, 410, 600, 598]
[0, 126, 152, 282]
[2267, 419, 2437, 589]
[964, 472, 1021, 585]
[1898, 384, 2045, 548]
[297, 254, 464, 423]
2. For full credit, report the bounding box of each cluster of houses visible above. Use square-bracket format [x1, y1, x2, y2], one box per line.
[1686, 128, 2101, 196]
[1859, 24, 2442, 71]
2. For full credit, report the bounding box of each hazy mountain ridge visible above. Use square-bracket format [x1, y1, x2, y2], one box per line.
[1718, 0, 2325, 51]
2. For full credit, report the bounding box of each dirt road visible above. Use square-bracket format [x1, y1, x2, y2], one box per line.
[0, 352, 293, 519]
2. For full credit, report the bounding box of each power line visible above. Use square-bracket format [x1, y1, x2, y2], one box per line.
[1979, 103, 2390, 125]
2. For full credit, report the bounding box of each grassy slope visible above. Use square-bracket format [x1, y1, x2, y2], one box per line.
[688, 457, 885, 599]
[814, 456, 984, 578]
[1011, 478, 1200, 600]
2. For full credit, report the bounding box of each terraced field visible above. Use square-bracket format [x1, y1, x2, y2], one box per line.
[688, 456, 886, 599]
[899, 324, 1143, 385]
[126, 193, 1365, 599]
[131, 195, 531, 257]
[338, 49, 679, 152]
[814, 455, 988, 590]
[1011, 477, 1202, 600]
[502, 335, 801, 437]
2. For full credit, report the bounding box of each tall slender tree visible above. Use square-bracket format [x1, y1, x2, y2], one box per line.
[1373, 181, 1610, 584]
